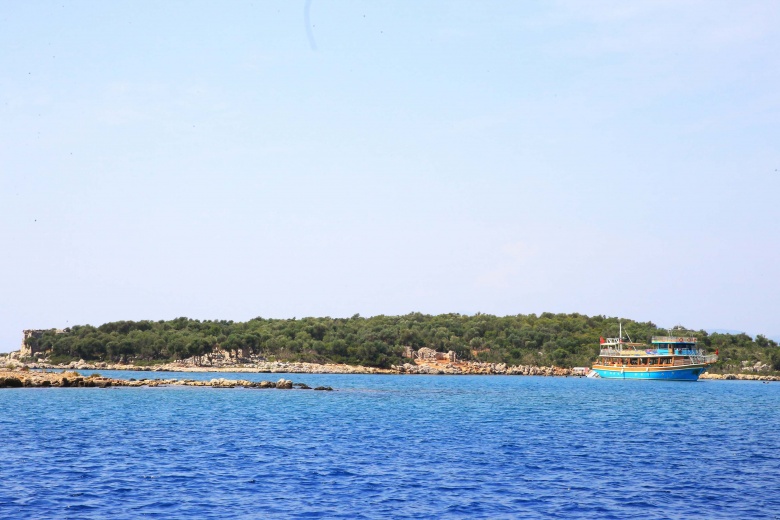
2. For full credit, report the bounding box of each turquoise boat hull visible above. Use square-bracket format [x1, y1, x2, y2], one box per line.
[592, 366, 708, 381]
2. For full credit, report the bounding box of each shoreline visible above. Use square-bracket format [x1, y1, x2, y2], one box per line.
[6, 358, 778, 381]
[16, 359, 574, 377]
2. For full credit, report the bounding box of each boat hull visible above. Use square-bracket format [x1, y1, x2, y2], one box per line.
[591, 364, 709, 381]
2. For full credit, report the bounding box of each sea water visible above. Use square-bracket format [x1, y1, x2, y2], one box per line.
[1, 373, 778, 519]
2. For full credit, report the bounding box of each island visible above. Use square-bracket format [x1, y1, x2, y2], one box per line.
[3, 313, 778, 380]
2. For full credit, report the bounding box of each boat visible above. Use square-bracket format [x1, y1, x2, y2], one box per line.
[590, 323, 718, 381]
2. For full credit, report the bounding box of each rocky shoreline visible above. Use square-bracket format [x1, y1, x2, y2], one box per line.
[0, 369, 332, 390]
[4, 358, 777, 381]
[699, 372, 778, 381]
[17, 360, 395, 374]
[395, 362, 573, 376]
[13, 359, 578, 377]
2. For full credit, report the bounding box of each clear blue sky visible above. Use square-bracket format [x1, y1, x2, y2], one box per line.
[1, 1, 778, 352]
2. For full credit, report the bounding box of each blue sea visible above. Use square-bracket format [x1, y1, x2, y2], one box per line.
[1, 372, 779, 519]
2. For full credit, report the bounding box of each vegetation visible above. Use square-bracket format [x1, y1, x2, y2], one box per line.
[24, 313, 780, 372]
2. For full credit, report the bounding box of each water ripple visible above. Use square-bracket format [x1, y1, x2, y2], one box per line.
[1, 375, 779, 518]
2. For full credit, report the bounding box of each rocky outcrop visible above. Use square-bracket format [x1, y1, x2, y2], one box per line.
[393, 362, 572, 376]
[700, 372, 778, 381]
[0, 369, 325, 390]
[16, 358, 574, 377]
[0, 376, 23, 388]
[740, 361, 772, 373]
[20, 359, 394, 375]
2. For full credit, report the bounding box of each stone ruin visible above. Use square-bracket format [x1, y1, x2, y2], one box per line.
[741, 360, 771, 373]
[403, 346, 457, 363]
[19, 329, 67, 358]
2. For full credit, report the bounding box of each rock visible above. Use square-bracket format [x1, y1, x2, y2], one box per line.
[276, 379, 293, 389]
[313, 386, 333, 391]
[294, 383, 311, 389]
[209, 378, 237, 388]
[1, 377, 23, 388]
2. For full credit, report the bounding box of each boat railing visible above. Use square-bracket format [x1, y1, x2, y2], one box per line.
[652, 336, 697, 343]
[598, 349, 718, 364]
[692, 354, 718, 364]
[599, 348, 675, 356]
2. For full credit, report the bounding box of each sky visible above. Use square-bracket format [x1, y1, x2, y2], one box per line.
[1, 1, 778, 352]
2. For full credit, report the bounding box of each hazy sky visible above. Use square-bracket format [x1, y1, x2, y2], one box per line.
[1, 1, 778, 352]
